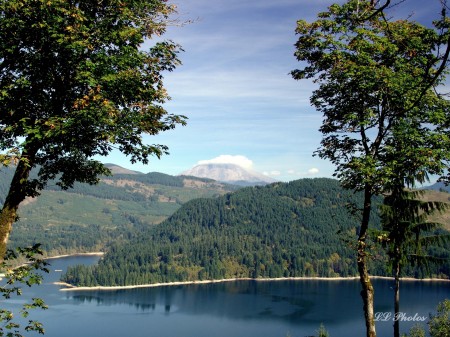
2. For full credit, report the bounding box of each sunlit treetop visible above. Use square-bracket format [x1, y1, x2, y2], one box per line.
[0, 0, 186, 190]
[292, 0, 450, 193]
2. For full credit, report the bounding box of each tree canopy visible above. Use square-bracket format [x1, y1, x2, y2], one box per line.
[292, 1, 450, 192]
[292, 1, 450, 336]
[0, 0, 186, 257]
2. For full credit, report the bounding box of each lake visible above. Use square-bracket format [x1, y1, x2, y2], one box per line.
[2, 255, 449, 337]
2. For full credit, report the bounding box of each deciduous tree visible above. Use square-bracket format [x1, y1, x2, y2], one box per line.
[0, 0, 186, 258]
[292, 1, 450, 336]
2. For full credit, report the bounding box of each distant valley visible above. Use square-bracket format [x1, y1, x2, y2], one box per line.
[1, 163, 449, 285]
[0, 164, 238, 256]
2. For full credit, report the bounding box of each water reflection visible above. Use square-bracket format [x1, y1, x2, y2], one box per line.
[67, 280, 365, 325]
[5, 256, 448, 337]
[63, 276, 450, 333]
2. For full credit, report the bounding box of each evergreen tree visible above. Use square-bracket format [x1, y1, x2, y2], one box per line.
[379, 187, 449, 337]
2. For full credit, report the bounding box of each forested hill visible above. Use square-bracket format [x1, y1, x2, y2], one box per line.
[0, 165, 237, 256]
[61, 179, 383, 286]
[63, 178, 450, 286]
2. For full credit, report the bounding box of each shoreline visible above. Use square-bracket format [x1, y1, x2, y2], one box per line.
[45, 252, 104, 260]
[55, 275, 450, 292]
[49, 252, 450, 291]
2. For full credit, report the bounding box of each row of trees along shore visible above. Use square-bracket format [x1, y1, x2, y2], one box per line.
[61, 178, 450, 287]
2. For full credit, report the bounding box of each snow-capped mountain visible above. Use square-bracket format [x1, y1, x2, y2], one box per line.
[180, 163, 277, 186]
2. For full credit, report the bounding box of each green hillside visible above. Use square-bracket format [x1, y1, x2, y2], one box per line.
[420, 189, 450, 231]
[62, 178, 450, 287]
[0, 166, 237, 256]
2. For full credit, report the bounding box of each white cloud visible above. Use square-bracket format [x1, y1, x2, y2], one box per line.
[197, 155, 253, 169]
[285, 167, 320, 177]
[308, 168, 319, 175]
[263, 170, 281, 177]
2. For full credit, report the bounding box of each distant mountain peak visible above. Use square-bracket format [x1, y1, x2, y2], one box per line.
[180, 163, 276, 186]
[104, 163, 143, 175]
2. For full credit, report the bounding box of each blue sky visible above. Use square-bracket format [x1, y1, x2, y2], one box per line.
[105, 0, 445, 182]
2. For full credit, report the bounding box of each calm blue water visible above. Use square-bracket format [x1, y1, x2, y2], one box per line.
[2, 255, 449, 337]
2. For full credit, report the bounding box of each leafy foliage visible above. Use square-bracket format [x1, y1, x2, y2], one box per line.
[0, 0, 186, 258]
[292, 1, 450, 336]
[403, 299, 450, 337]
[0, 245, 49, 337]
[292, 1, 450, 192]
[404, 324, 426, 337]
[0, 0, 185, 180]
[429, 299, 450, 337]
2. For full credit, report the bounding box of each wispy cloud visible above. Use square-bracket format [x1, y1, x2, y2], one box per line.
[263, 170, 282, 177]
[111, 0, 444, 181]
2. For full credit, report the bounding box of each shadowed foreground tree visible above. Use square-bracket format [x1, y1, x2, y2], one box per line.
[378, 102, 450, 337]
[0, 0, 186, 259]
[292, 1, 450, 336]
[379, 186, 449, 337]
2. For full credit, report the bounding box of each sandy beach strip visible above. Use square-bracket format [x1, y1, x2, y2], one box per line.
[45, 252, 104, 260]
[55, 275, 449, 292]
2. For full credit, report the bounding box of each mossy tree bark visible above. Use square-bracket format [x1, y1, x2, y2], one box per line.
[0, 148, 36, 260]
[357, 186, 376, 337]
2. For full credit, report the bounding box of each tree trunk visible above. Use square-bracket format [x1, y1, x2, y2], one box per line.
[394, 259, 401, 337]
[358, 185, 377, 337]
[0, 157, 35, 259]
